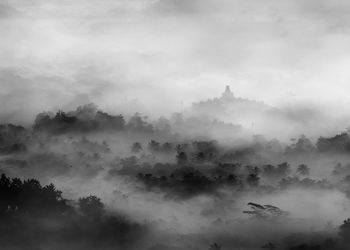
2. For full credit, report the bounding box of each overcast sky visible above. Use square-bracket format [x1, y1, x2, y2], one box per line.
[1, 0, 350, 123]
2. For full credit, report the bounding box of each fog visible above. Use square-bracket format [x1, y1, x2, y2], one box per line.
[2, 0, 350, 124]
[0, 102, 350, 249]
[2, 0, 350, 249]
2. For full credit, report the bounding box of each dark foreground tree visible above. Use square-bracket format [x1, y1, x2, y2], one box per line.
[0, 173, 147, 249]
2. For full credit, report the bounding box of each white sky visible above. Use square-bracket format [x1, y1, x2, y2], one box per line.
[1, 0, 350, 122]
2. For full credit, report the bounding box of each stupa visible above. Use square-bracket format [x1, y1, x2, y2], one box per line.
[221, 85, 234, 100]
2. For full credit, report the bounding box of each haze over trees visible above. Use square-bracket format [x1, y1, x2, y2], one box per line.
[2, 91, 350, 249]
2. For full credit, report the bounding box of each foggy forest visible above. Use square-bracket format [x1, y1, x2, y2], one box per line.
[2, 0, 350, 250]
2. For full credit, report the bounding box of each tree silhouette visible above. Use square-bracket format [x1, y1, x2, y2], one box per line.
[176, 151, 188, 165]
[209, 243, 221, 250]
[261, 242, 276, 249]
[297, 164, 310, 176]
[247, 173, 259, 187]
[0, 173, 70, 217]
[339, 218, 350, 244]
[148, 140, 161, 153]
[0, 173, 146, 248]
[131, 142, 143, 153]
[78, 195, 105, 218]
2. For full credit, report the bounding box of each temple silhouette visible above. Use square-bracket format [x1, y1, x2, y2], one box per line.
[192, 85, 267, 118]
[221, 85, 234, 100]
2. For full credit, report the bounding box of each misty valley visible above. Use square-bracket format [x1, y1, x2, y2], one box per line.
[1, 88, 350, 250]
[4, 0, 350, 249]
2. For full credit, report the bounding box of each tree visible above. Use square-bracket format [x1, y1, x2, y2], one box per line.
[261, 242, 276, 249]
[277, 162, 291, 176]
[339, 218, 350, 244]
[297, 164, 310, 176]
[317, 133, 350, 153]
[209, 243, 221, 250]
[131, 142, 143, 153]
[286, 135, 315, 154]
[148, 140, 161, 153]
[162, 142, 173, 153]
[78, 195, 105, 218]
[176, 151, 188, 165]
[195, 152, 205, 162]
[127, 113, 153, 132]
[0, 174, 11, 213]
[247, 173, 259, 187]
[0, 174, 69, 216]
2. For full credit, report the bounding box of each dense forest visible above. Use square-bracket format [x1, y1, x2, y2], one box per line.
[1, 103, 350, 249]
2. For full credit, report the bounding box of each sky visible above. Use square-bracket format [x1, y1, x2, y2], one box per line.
[1, 0, 350, 123]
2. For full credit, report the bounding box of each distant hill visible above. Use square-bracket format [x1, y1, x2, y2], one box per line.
[190, 86, 328, 140]
[192, 86, 269, 118]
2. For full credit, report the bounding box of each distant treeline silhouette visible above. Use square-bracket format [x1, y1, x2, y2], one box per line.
[2, 104, 350, 156]
[33, 103, 152, 134]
